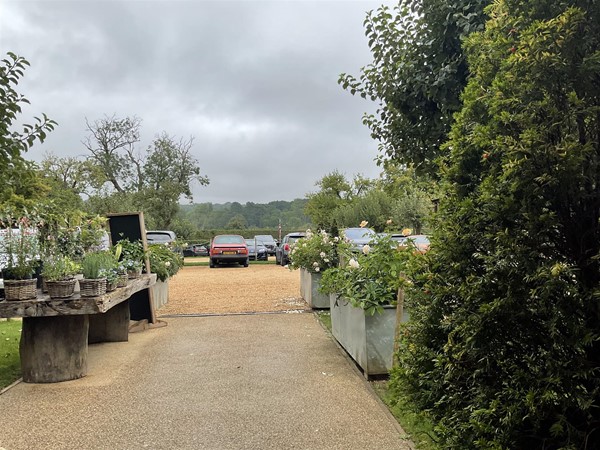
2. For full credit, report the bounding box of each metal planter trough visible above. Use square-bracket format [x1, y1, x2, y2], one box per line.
[151, 279, 169, 310]
[300, 268, 330, 309]
[329, 294, 409, 377]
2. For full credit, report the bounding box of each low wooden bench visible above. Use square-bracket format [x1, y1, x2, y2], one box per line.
[0, 273, 157, 383]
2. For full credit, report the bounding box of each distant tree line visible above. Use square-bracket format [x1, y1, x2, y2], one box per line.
[173, 199, 311, 240]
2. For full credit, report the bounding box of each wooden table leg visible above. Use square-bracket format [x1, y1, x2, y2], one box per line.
[20, 315, 89, 383]
[88, 299, 130, 343]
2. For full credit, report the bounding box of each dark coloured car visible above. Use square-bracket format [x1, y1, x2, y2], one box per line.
[245, 239, 269, 261]
[253, 234, 277, 255]
[275, 232, 306, 266]
[183, 243, 209, 257]
[209, 234, 249, 268]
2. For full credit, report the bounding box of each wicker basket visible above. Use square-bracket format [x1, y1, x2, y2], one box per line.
[4, 279, 38, 301]
[45, 279, 77, 299]
[79, 278, 107, 297]
[127, 267, 142, 279]
[117, 274, 129, 288]
[106, 278, 119, 292]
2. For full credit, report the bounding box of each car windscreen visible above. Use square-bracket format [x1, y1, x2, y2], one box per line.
[255, 235, 275, 243]
[214, 236, 245, 244]
[147, 234, 173, 242]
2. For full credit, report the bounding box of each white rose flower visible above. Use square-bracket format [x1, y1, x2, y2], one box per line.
[165, 261, 171, 267]
[362, 244, 371, 255]
[319, 251, 326, 258]
[314, 267, 320, 272]
[312, 261, 319, 268]
[349, 258, 359, 269]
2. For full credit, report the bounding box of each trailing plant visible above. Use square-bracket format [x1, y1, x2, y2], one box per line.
[148, 244, 183, 282]
[289, 229, 340, 273]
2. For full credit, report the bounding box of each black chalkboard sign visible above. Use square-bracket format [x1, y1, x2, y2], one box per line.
[107, 212, 156, 324]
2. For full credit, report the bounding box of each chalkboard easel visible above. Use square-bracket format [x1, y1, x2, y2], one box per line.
[107, 212, 156, 324]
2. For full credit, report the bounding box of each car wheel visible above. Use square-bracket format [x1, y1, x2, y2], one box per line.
[209, 260, 216, 268]
[244, 258, 249, 267]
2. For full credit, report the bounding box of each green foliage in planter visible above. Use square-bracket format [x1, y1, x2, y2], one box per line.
[81, 251, 108, 279]
[41, 255, 79, 281]
[289, 229, 340, 273]
[392, 2, 600, 448]
[147, 244, 182, 282]
[320, 234, 414, 315]
[116, 237, 145, 265]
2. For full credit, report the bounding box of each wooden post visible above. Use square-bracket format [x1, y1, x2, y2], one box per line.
[393, 286, 405, 368]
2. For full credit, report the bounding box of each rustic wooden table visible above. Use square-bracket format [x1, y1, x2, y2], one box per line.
[0, 274, 157, 383]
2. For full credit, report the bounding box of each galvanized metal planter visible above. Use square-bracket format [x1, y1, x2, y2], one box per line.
[151, 279, 169, 310]
[300, 268, 330, 309]
[329, 294, 409, 377]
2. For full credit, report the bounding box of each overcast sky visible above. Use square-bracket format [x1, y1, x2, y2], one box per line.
[1, 0, 391, 204]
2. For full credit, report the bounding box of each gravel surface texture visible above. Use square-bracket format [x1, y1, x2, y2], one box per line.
[157, 262, 307, 316]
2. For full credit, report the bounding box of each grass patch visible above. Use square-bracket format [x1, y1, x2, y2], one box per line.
[315, 310, 332, 333]
[371, 380, 440, 449]
[0, 319, 22, 389]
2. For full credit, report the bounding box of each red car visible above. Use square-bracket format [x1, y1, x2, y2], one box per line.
[209, 234, 249, 268]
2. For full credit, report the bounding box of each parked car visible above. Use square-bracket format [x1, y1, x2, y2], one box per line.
[209, 234, 249, 268]
[253, 234, 278, 255]
[397, 234, 430, 253]
[245, 239, 269, 261]
[183, 243, 209, 257]
[341, 227, 377, 252]
[146, 230, 182, 254]
[275, 232, 306, 266]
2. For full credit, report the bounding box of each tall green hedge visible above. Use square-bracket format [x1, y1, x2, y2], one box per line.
[393, 1, 600, 448]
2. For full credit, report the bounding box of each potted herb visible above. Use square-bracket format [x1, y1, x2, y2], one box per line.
[79, 251, 108, 297]
[41, 255, 80, 299]
[288, 229, 340, 308]
[0, 212, 41, 301]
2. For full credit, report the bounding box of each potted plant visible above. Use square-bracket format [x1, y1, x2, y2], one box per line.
[41, 255, 80, 299]
[320, 230, 414, 376]
[288, 229, 340, 308]
[79, 251, 108, 297]
[116, 238, 145, 278]
[0, 212, 41, 301]
[147, 243, 183, 309]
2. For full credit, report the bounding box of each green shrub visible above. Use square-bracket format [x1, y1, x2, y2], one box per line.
[289, 229, 339, 273]
[148, 244, 182, 282]
[392, 2, 600, 448]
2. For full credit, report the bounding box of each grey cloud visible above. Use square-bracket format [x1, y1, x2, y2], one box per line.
[1, 0, 391, 204]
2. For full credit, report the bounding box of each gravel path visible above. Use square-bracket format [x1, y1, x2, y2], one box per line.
[157, 263, 307, 316]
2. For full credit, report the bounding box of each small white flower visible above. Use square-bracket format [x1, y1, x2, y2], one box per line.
[312, 261, 319, 268]
[165, 261, 171, 267]
[362, 244, 371, 255]
[334, 236, 339, 242]
[315, 267, 320, 272]
[349, 258, 359, 269]
[319, 251, 326, 258]
[323, 258, 330, 263]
